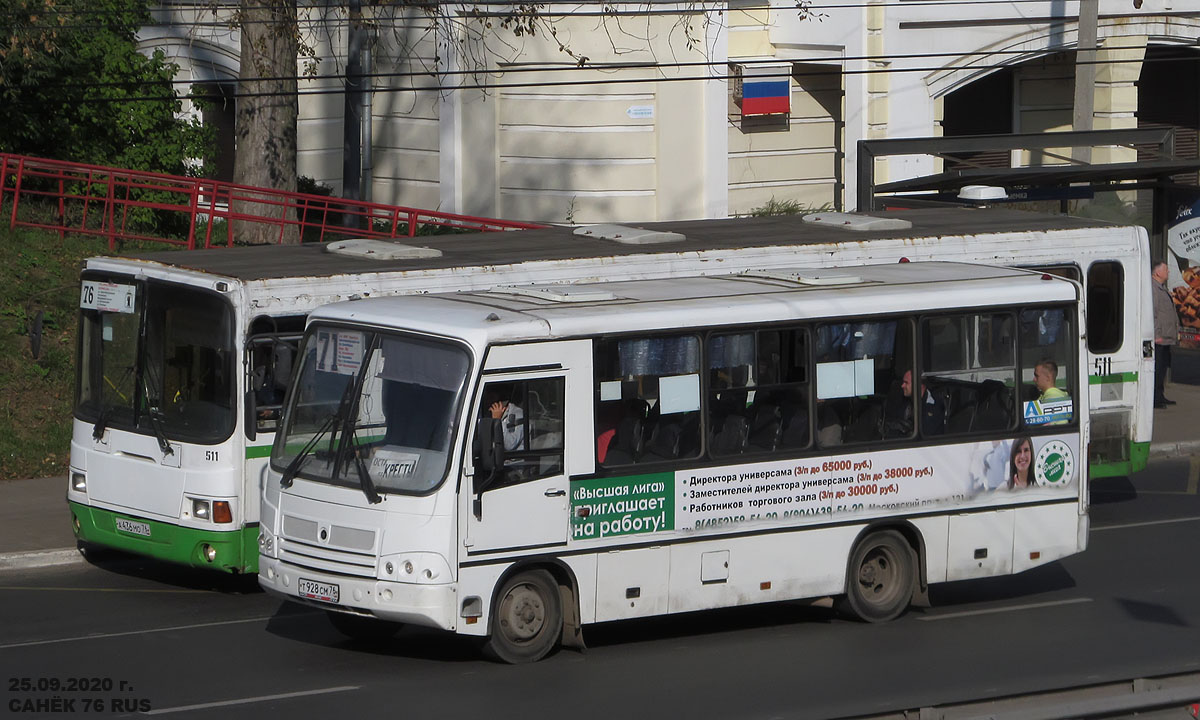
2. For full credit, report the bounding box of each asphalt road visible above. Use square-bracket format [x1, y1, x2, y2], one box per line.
[2, 458, 1198, 719]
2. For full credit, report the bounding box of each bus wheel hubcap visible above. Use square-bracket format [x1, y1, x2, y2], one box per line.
[502, 584, 544, 640]
[860, 551, 892, 595]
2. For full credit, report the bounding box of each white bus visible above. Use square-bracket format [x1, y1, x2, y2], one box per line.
[68, 207, 1144, 574]
[258, 262, 1087, 662]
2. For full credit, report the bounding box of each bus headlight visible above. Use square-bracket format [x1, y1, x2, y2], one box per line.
[377, 552, 452, 584]
[71, 472, 87, 492]
[258, 526, 276, 559]
[190, 498, 211, 521]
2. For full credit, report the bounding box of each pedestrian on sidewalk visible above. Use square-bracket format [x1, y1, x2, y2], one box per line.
[1152, 259, 1180, 409]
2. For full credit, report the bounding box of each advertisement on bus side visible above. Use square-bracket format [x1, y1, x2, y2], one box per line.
[570, 435, 1077, 540]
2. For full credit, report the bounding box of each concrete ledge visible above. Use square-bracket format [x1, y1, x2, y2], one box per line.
[0, 547, 84, 572]
[1149, 439, 1200, 461]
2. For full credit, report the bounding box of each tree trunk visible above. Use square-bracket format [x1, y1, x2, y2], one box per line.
[234, 0, 300, 245]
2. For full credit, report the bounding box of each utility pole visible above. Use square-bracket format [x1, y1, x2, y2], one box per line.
[342, 0, 364, 226]
[1072, 0, 1098, 164]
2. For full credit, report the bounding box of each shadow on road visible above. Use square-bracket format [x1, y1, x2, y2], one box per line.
[929, 561, 1077, 608]
[79, 546, 261, 595]
[1090, 475, 1138, 504]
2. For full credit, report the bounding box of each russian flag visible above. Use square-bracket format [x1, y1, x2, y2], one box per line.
[741, 75, 790, 116]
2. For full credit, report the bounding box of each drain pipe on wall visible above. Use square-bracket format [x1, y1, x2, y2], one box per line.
[362, 27, 373, 205]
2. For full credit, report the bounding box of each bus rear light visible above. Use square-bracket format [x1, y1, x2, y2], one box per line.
[213, 501, 232, 524]
[71, 472, 87, 492]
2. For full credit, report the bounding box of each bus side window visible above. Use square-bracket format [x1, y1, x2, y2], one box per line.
[1019, 307, 1076, 427]
[921, 312, 1016, 437]
[814, 319, 912, 447]
[594, 334, 701, 467]
[1086, 261, 1123, 354]
[478, 377, 565, 488]
[250, 339, 294, 432]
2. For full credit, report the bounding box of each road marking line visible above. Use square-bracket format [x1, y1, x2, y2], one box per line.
[1092, 516, 1200, 532]
[917, 597, 1092, 621]
[0, 615, 278, 649]
[0, 586, 205, 594]
[142, 686, 359, 715]
[1189, 456, 1199, 495]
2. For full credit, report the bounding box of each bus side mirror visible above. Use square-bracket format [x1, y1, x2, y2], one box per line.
[472, 417, 505, 494]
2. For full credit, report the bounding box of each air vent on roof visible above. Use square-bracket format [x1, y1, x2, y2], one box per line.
[802, 212, 912, 232]
[324, 238, 443, 260]
[573, 224, 685, 245]
[492, 284, 620, 303]
[744, 269, 867, 286]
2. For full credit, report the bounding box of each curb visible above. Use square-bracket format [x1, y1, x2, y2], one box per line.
[0, 547, 84, 572]
[1148, 439, 1200, 461]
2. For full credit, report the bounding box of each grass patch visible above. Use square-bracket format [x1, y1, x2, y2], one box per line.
[0, 222, 169, 480]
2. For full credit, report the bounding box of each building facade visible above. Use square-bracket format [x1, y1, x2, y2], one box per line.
[144, 1, 1200, 224]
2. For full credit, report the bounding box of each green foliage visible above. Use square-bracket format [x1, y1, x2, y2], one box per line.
[0, 218, 167, 480]
[0, 0, 213, 176]
[742, 198, 834, 217]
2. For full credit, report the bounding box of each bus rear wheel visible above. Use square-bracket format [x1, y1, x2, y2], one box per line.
[485, 569, 561, 664]
[844, 530, 915, 623]
[326, 610, 402, 642]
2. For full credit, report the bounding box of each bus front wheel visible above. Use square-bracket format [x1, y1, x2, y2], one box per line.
[485, 569, 562, 664]
[844, 530, 915, 623]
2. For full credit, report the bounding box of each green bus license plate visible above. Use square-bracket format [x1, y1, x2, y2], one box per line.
[115, 518, 150, 537]
[299, 578, 339, 604]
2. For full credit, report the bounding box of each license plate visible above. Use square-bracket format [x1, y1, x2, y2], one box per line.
[298, 578, 340, 604]
[115, 518, 151, 537]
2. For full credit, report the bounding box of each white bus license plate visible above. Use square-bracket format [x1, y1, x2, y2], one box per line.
[115, 518, 151, 537]
[299, 579, 340, 604]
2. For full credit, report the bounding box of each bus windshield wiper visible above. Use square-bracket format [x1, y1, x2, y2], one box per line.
[92, 404, 109, 441]
[330, 390, 381, 505]
[279, 413, 338, 489]
[281, 378, 357, 489]
[139, 358, 174, 456]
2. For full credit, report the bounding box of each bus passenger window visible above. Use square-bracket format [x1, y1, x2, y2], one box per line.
[707, 328, 810, 457]
[814, 319, 913, 447]
[1019, 308, 1076, 427]
[920, 313, 1017, 436]
[594, 335, 701, 467]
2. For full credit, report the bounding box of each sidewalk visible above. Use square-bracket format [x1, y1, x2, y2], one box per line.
[3, 352, 1198, 569]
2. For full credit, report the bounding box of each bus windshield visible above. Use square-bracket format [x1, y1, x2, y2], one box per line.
[76, 276, 235, 444]
[272, 326, 471, 496]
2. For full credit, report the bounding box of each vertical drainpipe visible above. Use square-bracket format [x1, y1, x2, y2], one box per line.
[362, 27, 373, 204]
[342, 0, 364, 226]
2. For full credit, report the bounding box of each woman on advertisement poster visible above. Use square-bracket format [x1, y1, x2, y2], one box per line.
[1007, 436, 1035, 490]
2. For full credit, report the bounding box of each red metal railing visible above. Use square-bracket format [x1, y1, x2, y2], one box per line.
[0, 153, 547, 249]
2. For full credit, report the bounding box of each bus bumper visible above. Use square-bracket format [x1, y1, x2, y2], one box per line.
[69, 500, 256, 574]
[258, 556, 457, 631]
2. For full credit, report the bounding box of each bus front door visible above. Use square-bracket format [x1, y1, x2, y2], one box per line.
[465, 371, 571, 554]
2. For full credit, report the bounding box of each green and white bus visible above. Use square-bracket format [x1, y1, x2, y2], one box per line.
[259, 262, 1088, 661]
[69, 207, 1147, 574]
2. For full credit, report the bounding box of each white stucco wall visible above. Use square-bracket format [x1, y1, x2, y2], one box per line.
[149, 1, 1200, 220]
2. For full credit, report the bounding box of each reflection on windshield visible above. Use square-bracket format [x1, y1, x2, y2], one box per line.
[76, 277, 235, 444]
[273, 327, 471, 495]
